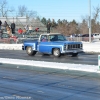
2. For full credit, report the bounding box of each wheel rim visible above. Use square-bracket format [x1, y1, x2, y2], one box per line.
[28, 47, 32, 53]
[54, 49, 59, 56]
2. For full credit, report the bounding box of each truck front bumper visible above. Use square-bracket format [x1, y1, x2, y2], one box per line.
[61, 49, 83, 53]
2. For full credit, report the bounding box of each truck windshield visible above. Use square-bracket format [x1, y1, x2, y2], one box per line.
[49, 34, 67, 41]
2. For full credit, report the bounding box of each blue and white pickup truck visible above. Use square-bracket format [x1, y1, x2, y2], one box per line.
[22, 33, 83, 57]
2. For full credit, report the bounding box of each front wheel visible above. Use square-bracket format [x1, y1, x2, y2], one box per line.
[72, 53, 78, 57]
[53, 48, 61, 57]
[26, 46, 37, 56]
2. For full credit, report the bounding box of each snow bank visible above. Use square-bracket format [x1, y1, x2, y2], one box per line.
[0, 58, 99, 73]
[0, 44, 22, 50]
[83, 42, 100, 53]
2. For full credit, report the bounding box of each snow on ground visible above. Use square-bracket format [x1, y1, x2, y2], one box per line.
[0, 42, 100, 73]
[0, 44, 22, 50]
[0, 58, 99, 73]
[83, 42, 100, 53]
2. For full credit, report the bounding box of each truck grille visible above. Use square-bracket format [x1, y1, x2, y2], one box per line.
[68, 44, 82, 49]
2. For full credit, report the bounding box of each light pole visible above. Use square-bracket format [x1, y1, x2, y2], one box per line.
[89, 0, 91, 42]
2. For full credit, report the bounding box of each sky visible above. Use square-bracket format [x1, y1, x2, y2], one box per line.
[5, 0, 100, 22]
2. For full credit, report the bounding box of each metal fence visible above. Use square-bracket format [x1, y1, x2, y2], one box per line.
[66, 37, 99, 42]
[0, 33, 100, 44]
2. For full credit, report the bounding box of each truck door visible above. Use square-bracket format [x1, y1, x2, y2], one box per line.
[38, 35, 49, 53]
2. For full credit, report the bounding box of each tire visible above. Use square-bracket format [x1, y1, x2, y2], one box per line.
[72, 53, 78, 57]
[53, 48, 61, 57]
[26, 46, 37, 56]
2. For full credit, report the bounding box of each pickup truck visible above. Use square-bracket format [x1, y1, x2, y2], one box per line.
[22, 33, 83, 57]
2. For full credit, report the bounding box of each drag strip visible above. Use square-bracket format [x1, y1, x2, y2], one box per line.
[0, 66, 100, 99]
[0, 50, 98, 65]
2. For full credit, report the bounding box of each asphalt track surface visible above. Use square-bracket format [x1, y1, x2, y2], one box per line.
[0, 50, 99, 65]
[0, 50, 100, 99]
[0, 65, 100, 100]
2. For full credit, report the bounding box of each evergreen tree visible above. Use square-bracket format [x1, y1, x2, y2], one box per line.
[41, 17, 47, 25]
[51, 19, 57, 27]
[57, 19, 62, 25]
[47, 18, 51, 23]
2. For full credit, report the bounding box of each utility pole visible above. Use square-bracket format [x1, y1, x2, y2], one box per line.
[89, 0, 91, 42]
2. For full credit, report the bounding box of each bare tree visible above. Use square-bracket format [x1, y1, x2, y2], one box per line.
[93, 5, 100, 21]
[17, 5, 37, 20]
[18, 5, 27, 17]
[79, 19, 88, 34]
[26, 10, 37, 19]
[0, 0, 13, 17]
[92, 5, 100, 33]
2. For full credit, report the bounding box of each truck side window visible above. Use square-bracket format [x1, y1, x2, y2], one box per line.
[50, 35, 58, 41]
[41, 35, 48, 42]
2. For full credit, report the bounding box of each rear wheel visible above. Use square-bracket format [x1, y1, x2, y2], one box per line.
[26, 46, 37, 56]
[72, 53, 78, 57]
[53, 48, 61, 57]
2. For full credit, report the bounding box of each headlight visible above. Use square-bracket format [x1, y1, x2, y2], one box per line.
[80, 44, 83, 48]
[66, 45, 68, 49]
[64, 44, 68, 50]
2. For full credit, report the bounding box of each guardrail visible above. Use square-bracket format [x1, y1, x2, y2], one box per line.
[67, 37, 100, 42]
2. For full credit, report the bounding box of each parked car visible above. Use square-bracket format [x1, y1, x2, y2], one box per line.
[81, 34, 94, 41]
[93, 33, 100, 40]
[0, 33, 18, 43]
[22, 33, 83, 57]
